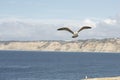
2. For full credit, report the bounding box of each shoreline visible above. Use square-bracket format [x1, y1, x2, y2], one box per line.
[0, 50, 120, 54]
[82, 76, 120, 80]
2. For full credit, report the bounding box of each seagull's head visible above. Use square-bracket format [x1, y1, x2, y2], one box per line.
[74, 32, 78, 35]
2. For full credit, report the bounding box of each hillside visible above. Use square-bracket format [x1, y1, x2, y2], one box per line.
[0, 38, 120, 53]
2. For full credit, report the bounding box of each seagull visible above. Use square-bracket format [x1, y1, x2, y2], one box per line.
[57, 26, 92, 38]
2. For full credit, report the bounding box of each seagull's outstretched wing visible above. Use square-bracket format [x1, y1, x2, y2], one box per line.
[78, 26, 92, 33]
[57, 27, 74, 34]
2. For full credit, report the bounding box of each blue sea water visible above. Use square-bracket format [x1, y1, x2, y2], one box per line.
[0, 51, 120, 80]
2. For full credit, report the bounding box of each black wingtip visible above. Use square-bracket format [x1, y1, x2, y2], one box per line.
[85, 26, 92, 29]
[57, 28, 60, 30]
[89, 27, 92, 29]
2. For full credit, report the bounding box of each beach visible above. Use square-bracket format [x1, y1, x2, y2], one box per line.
[82, 76, 120, 80]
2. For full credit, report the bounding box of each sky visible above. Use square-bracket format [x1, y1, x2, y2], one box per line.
[0, 0, 120, 41]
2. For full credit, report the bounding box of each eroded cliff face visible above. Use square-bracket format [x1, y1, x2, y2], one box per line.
[0, 38, 120, 53]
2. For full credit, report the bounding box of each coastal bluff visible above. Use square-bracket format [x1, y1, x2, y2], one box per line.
[0, 38, 120, 53]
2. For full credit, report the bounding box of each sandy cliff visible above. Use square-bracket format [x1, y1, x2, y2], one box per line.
[0, 38, 120, 52]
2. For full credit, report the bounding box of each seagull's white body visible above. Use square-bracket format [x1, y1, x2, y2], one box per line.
[72, 32, 79, 38]
[57, 26, 92, 38]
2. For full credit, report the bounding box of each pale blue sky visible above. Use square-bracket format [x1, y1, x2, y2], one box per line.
[0, 0, 119, 19]
[0, 0, 120, 40]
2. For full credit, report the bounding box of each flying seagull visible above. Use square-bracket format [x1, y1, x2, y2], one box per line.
[57, 26, 92, 38]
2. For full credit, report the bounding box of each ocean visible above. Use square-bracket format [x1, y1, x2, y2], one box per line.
[0, 51, 120, 80]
